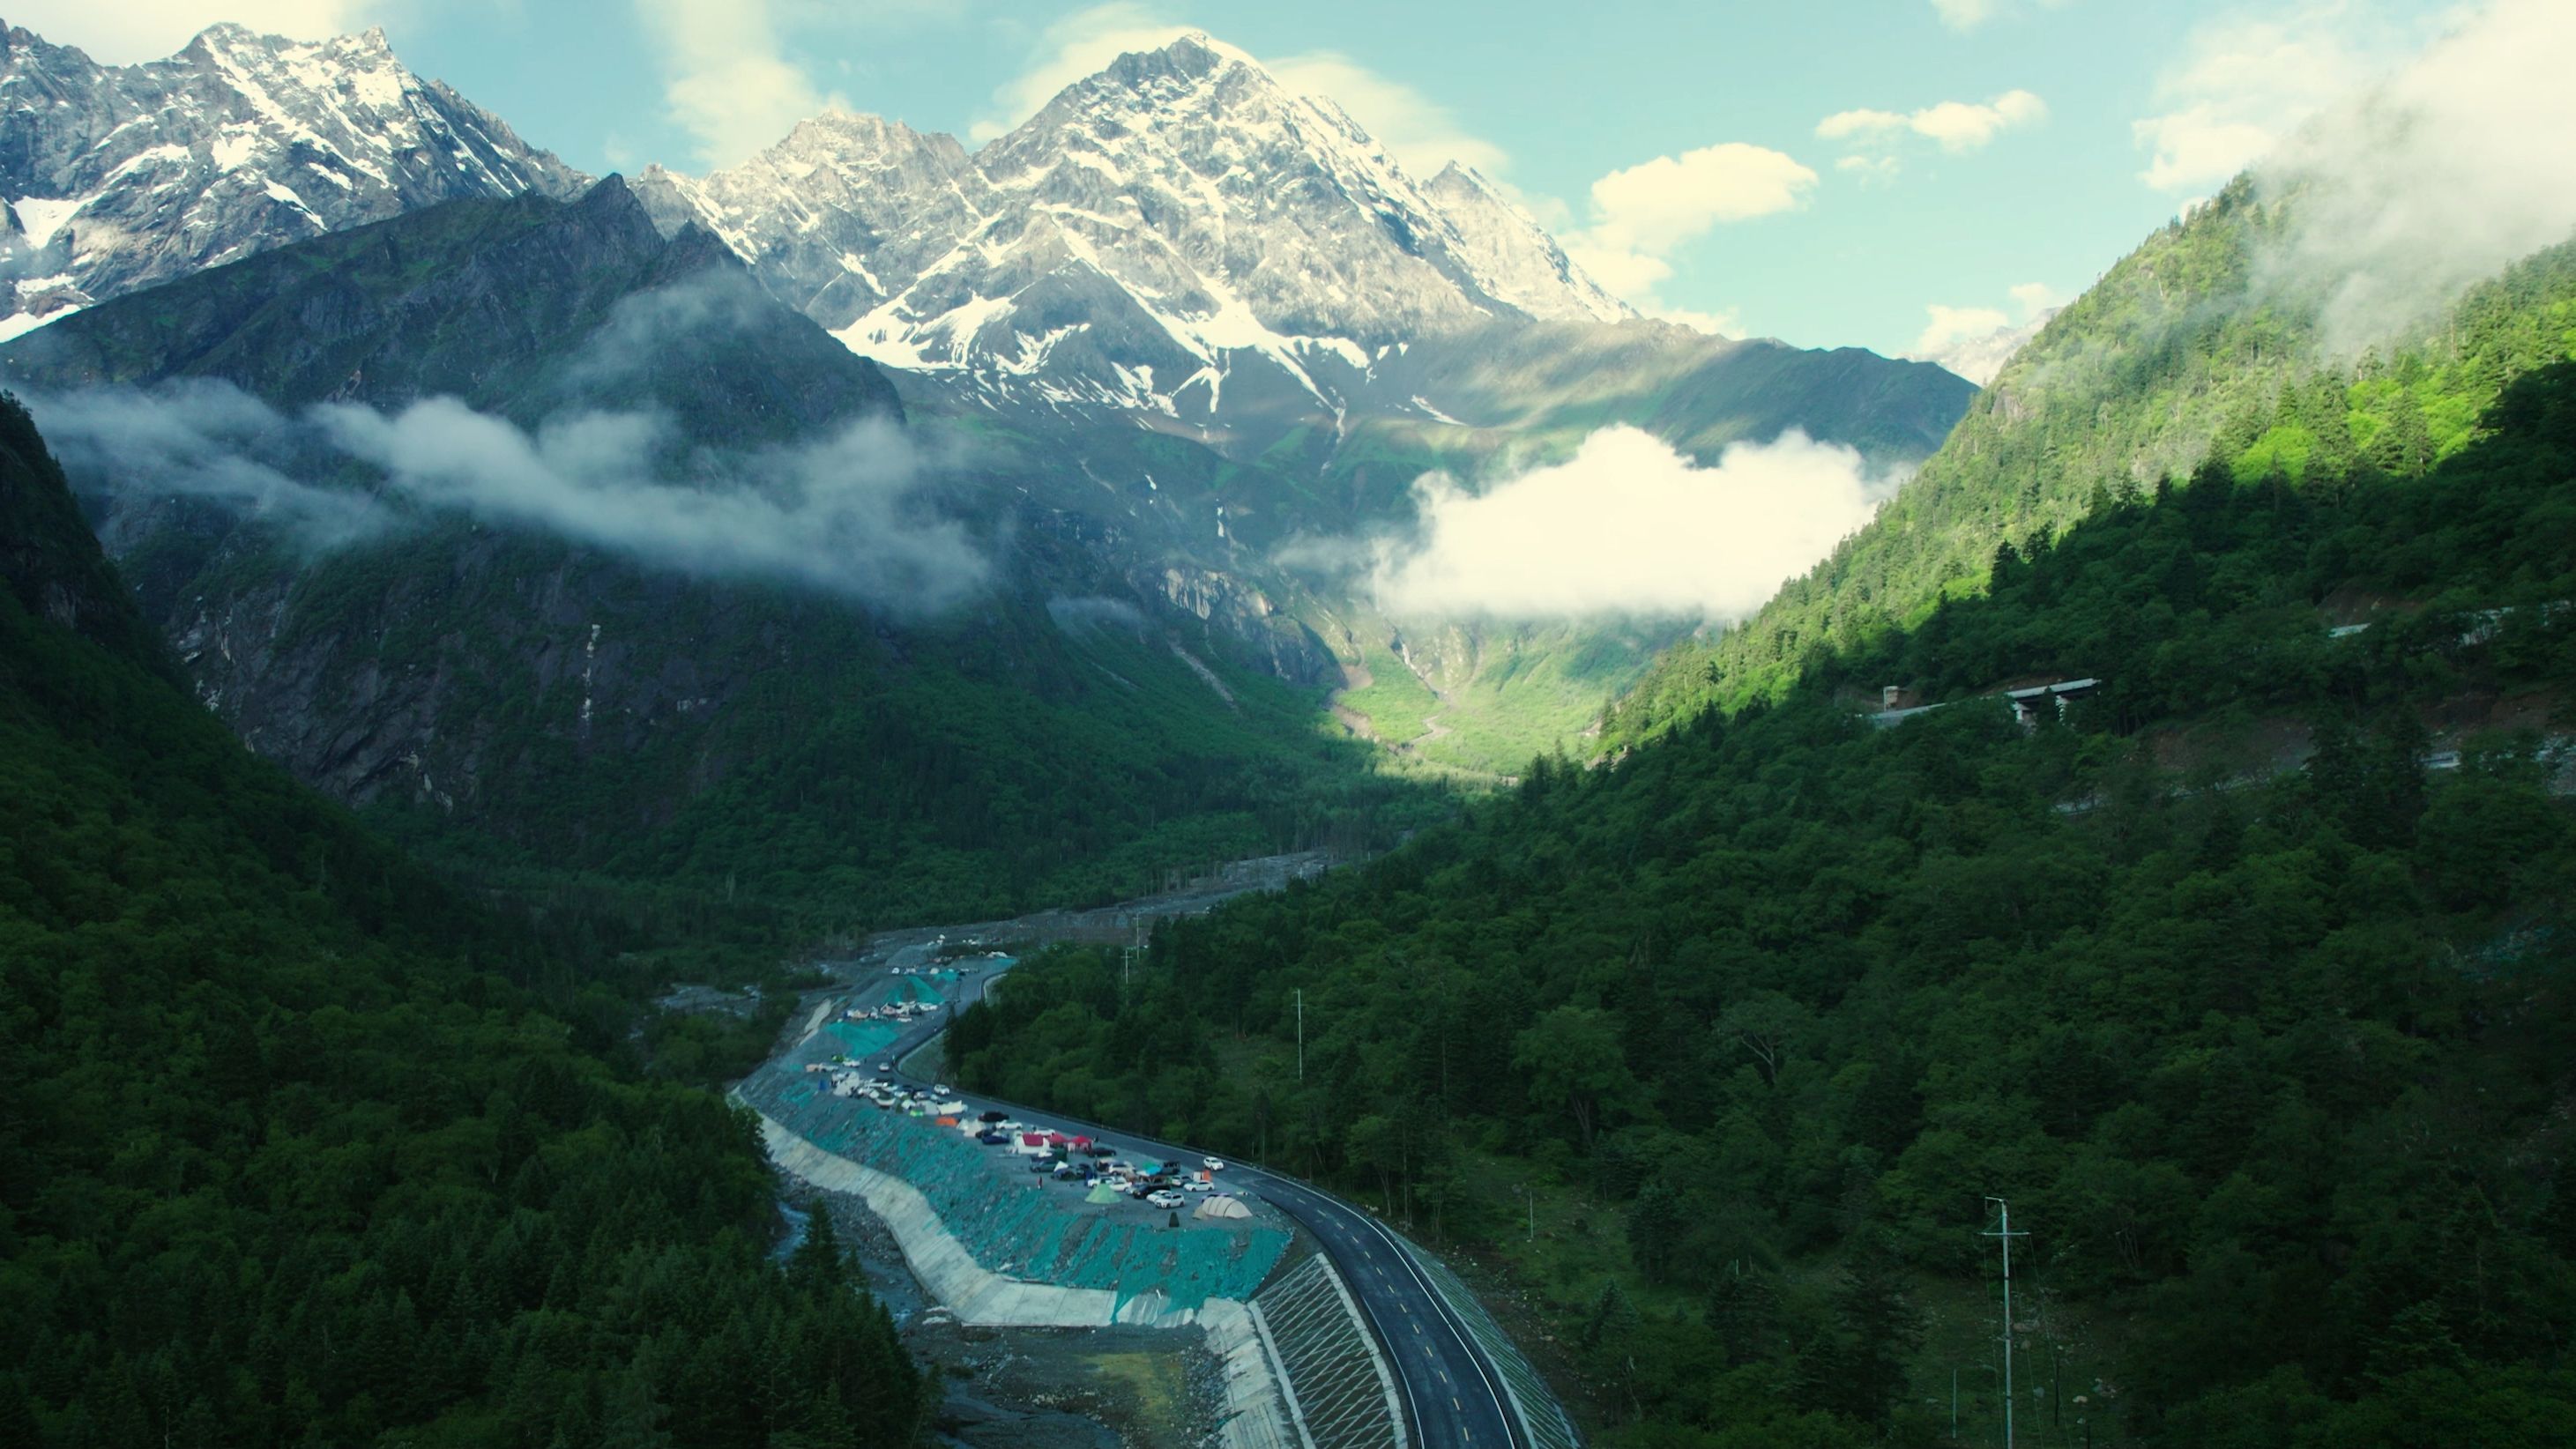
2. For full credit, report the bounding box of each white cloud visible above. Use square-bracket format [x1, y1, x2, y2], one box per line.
[972, 3, 1187, 142]
[2129, 2, 2407, 192]
[965, 4, 1503, 175]
[1910, 91, 2049, 150]
[1816, 89, 2045, 174]
[37, 382, 989, 613]
[6, 2, 383, 63]
[1586, 143, 1818, 249]
[2261, 0, 2576, 350]
[2007, 280, 2062, 315]
[1915, 304, 2012, 355]
[636, 0, 843, 168]
[1366, 427, 1902, 621]
[33, 380, 396, 550]
[318, 398, 985, 607]
[1262, 51, 1507, 176]
[1930, 0, 2072, 32]
[1561, 143, 1811, 331]
[1905, 284, 2062, 384]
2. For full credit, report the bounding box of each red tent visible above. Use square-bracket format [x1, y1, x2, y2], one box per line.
[1043, 1132, 1072, 1148]
[1018, 1133, 1048, 1148]
[1070, 1134, 1095, 1148]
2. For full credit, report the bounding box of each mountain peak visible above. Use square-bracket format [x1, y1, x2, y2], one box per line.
[0, 16, 586, 337]
[1075, 27, 1279, 104]
[641, 21, 1634, 427]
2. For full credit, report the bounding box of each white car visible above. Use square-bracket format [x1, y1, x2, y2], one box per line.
[1182, 1179, 1213, 1193]
[1202, 1157, 1225, 1172]
[876, 1063, 892, 1074]
[1146, 1190, 1185, 1209]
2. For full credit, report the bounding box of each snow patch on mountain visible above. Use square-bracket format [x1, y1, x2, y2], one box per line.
[0, 20, 584, 338]
[647, 32, 1634, 435]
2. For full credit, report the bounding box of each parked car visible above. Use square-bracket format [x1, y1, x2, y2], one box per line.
[1029, 1158, 1056, 1173]
[979, 1110, 1009, 1123]
[977, 1130, 1008, 1145]
[1202, 1157, 1225, 1171]
[876, 1063, 892, 1074]
[1183, 1179, 1213, 1193]
[1146, 1190, 1184, 1209]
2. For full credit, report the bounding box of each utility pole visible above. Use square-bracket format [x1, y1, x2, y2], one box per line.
[1984, 1198, 2028, 1449]
[1295, 988, 1305, 1081]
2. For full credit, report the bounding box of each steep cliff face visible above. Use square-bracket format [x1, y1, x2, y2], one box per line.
[0, 392, 167, 672]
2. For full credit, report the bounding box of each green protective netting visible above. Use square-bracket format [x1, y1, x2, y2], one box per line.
[822, 1020, 904, 1059]
[746, 1021, 1288, 1315]
[848, 975, 949, 1012]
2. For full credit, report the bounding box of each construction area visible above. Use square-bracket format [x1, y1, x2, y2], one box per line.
[741, 968, 1424, 1448]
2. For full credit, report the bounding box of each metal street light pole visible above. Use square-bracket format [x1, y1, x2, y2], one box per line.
[1984, 1198, 2028, 1449]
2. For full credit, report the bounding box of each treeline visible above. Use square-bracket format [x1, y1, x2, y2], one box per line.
[949, 366, 2576, 1445]
[0, 398, 927, 1448]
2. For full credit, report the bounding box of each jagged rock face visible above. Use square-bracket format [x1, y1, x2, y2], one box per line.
[1, 176, 903, 430]
[0, 22, 584, 338]
[641, 34, 1633, 432]
[631, 113, 977, 331]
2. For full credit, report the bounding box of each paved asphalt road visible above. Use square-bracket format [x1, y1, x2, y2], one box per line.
[853, 947, 1530, 1449]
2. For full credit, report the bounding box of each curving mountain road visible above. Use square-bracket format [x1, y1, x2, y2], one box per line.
[864, 950, 1537, 1449]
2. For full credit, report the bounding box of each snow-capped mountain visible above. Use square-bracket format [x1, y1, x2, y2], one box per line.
[637, 33, 1632, 441]
[0, 22, 584, 340]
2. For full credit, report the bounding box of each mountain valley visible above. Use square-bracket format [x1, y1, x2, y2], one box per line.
[3, 7, 2572, 1449]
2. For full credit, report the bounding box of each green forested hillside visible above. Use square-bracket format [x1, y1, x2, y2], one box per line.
[1611, 183, 2576, 743]
[357, 559, 1445, 935]
[0, 397, 925, 1447]
[949, 366, 2576, 1446]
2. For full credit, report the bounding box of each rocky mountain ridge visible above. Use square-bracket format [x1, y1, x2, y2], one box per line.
[634, 33, 1642, 448]
[0, 20, 583, 338]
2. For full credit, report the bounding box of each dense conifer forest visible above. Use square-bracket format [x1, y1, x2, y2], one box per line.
[0, 398, 927, 1447]
[950, 365, 2576, 1446]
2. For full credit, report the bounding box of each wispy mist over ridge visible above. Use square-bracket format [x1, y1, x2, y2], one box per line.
[32, 382, 990, 614]
[2259, 0, 2576, 353]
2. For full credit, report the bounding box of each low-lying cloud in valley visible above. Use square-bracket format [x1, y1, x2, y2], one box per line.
[1357, 427, 1903, 622]
[33, 383, 990, 614]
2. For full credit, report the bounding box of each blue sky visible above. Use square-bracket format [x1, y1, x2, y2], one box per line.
[32, 1, 2462, 360]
